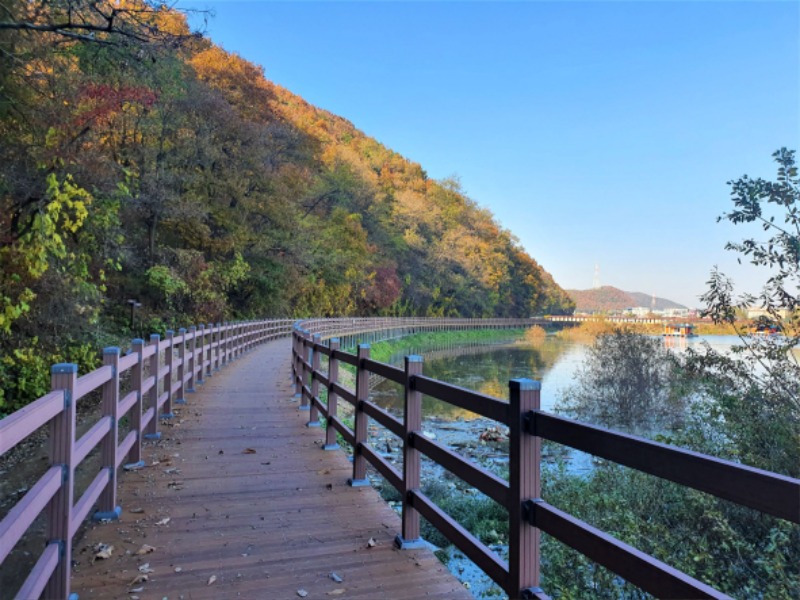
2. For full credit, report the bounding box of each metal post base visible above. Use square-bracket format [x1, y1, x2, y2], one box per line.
[123, 460, 145, 471]
[174, 398, 187, 405]
[322, 443, 340, 451]
[394, 535, 427, 550]
[306, 420, 321, 427]
[143, 432, 161, 440]
[347, 478, 370, 487]
[160, 412, 175, 419]
[298, 405, 310, 411]
[93, 506, 122, 522]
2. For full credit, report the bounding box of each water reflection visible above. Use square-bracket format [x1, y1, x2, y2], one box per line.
[373, 337, 587, 418]
[372, 334, 742, 420]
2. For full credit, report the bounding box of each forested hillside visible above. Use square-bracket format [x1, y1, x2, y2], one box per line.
[0, 1, 573, 413]
[568, 286, 686, 313]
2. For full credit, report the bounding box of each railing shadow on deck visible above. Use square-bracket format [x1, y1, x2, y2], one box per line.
[292, 320, 800, 600]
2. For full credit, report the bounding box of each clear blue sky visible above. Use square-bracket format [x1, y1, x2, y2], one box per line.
[179, 0, 798, 308]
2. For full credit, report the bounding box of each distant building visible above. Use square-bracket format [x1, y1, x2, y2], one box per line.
[662, 308, 690, 318]
[744, 306, 791, 320]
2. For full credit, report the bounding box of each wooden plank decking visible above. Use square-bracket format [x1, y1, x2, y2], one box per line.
[70, 339, 472, 600]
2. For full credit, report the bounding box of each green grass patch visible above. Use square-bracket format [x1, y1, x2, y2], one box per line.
[365, 328, 530, 364]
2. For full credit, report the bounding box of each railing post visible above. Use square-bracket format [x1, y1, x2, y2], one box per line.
[307, 333, 322, 427]
[187, 326, 197, 392]
[299, 330, 311, 411]
[175, 328, 187, 404]
[144, 334, 161, 440]
[348, 344, 370, 487]
[293, 331, 302, 398]
[217, 322, 224, 367]
[162, 330, 175, 418]
[44, 363, 77, 600]
[197, 324, 207, 384]
[220, 321, 228, 367]
[215, 322, 222, 370]
[228, 321, 233, 359]
[324, 338, 340, 450]
[396, 354, 425, 548]
[206, 323, 214, 378]
[94, 347, 121, 521]
[125, 339, 145, 468]
[508, 378, 542, 599]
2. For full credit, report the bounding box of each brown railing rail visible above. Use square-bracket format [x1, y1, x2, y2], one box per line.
[291, 320, 800, 600]
[0, 319, 294, 599]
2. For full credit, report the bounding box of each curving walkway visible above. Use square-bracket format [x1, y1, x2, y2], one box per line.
[71, 339, 471, 599]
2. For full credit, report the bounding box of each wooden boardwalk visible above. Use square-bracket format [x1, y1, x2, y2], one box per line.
[70, 339, 471, 600]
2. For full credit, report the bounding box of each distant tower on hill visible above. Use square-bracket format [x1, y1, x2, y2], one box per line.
[651, 293, 657, 311]
[593, 264, 600, 289]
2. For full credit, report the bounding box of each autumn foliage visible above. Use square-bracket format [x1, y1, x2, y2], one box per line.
[0, 0, 573, 412]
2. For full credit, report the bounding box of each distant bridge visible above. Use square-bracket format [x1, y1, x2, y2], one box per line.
[545, 315, 687, 325]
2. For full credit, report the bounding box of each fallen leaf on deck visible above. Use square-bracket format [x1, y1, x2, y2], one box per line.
[155, 517, 171, 526]
[366, 538, 376, 548]
[129, 587, 144, 593]
[135, 544, 156, 555]
[207, 575, 217, 585]
[297, 590, 308, 598]
[317, 468, 331, 475]
[94, 543, 114, 560]
[138, 563, 154, 574]
[327, 590, 345, 596]
[129, 574, 148, 585]
[329, 572, 343, 583]
[129, 507, 144, 514]
[242, 448, 257, 454]
[174, 567, 183, 573]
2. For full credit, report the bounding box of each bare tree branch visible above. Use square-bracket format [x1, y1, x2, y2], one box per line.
[0, 1, 207, 47]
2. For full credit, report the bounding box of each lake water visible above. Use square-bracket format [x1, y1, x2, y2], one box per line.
[374, 334, 743, 419]
[369, 333, 747, 597]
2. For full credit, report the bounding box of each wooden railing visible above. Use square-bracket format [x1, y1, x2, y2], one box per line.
[295, 316, 544, 348]
[0, 319, 293, 600]
[292, 320, 800, 600]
